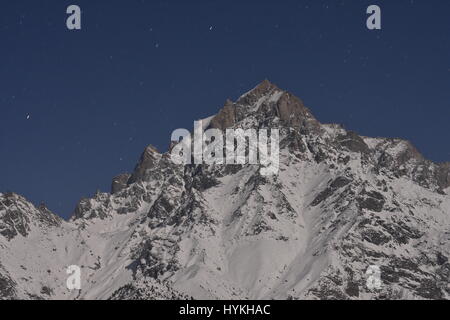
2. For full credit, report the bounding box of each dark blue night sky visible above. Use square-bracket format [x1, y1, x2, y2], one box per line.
[1, 0, 449, 219]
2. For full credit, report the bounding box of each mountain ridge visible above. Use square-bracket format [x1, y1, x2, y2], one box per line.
[4, 80, 448, 221]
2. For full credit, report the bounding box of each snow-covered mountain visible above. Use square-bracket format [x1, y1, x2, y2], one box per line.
[1, 80, 449, 300]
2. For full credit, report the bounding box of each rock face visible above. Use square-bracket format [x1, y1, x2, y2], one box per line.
[210, 99, 236, 130]
[128, 145, 161, 184]
[0, 80, 449, 300]
[437, 163, 450, 190]
[0, 193, 61, 241]
[111, 174, 131, 194]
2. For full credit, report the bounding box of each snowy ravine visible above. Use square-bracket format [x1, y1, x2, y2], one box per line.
[1, 80, 449, 300]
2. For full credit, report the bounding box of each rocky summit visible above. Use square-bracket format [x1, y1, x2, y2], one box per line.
[1, 80, 449, 300]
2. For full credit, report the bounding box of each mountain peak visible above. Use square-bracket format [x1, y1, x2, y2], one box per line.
[238, 79, 280, 103]
[254, 78, 279, 91]
[209, 80, 321, 134]
[144, 145, 160, 154]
